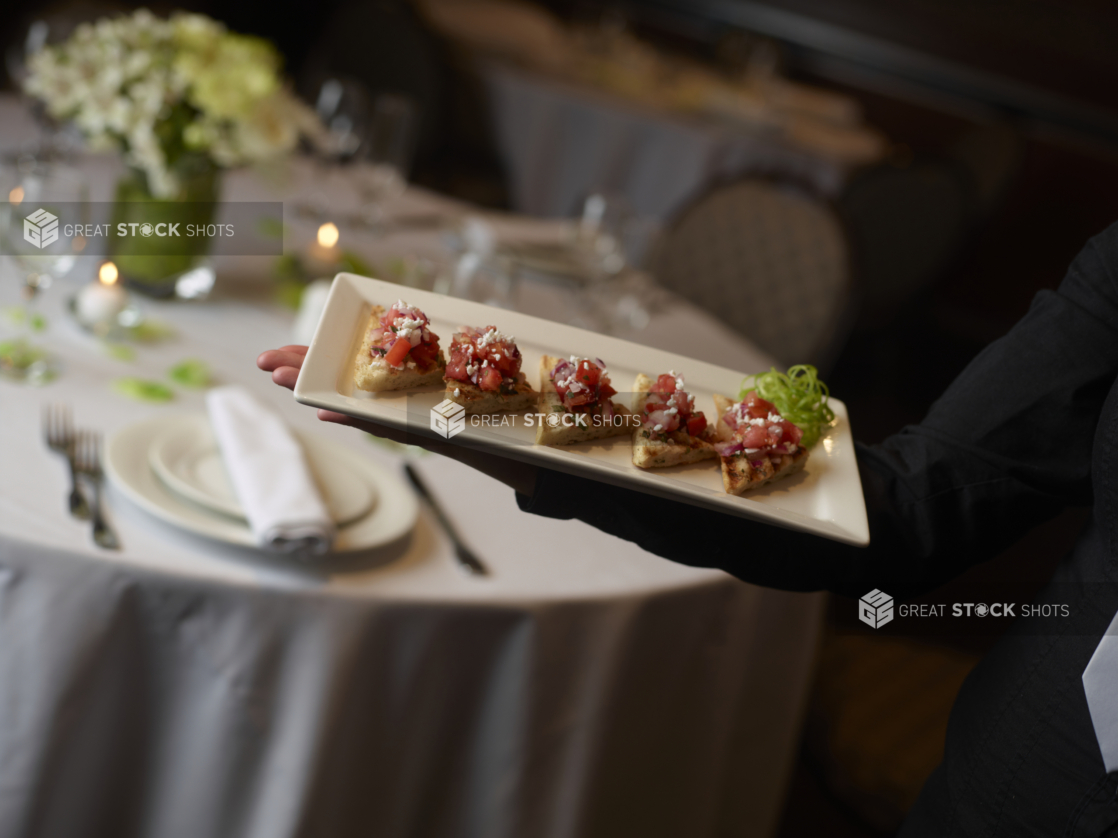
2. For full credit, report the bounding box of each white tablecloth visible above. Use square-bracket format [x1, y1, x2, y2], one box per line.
[481, 63, 870, 221]
[0, 97, 824, 838]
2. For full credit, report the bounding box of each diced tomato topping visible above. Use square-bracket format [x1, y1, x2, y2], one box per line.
[781, 420, 803, 446]
[652, 374, 677, 396]
[744, 394, 777, 419]
[445, 354, 468, 380]
[554, 359, 615, 411]
[445, 326, 522, 387]
[723, 396, 803, 458]
[375, 301, 441, 369]
[409, 341, 440, 370]
[641, 371, 709, 437]
[384, 338, 412, 367]
[479, 367, 503, 391]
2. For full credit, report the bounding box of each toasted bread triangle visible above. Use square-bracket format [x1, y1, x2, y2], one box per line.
[631, 373, 717, 469]
[354, 305, 446, 392]
[713, 393, 809, 494]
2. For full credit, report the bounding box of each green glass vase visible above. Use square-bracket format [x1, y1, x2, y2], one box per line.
[109, 156, 220, 298]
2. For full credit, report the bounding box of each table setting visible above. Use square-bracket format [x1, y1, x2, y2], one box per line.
[0, 10, 826, 838]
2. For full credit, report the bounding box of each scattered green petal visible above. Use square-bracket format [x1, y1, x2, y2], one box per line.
[169, 358, 212, 388]
[104, 343, 136, 362]
[113, 377, 174, 403]
[29, 313, 47, 331]
[128, 319, 175, 343]
[3, 306, 27, 326]
[0, 338, 46, 371]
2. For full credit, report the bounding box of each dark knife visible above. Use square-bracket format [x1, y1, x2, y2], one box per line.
[404, 463, 489, 577]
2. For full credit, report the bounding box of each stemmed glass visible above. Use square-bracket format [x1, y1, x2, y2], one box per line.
[0, 162, 88, 383]
[6, 16, 87, 164]
[572, 193, 662, 334]
[297, 76, 373, 220]
[446, 217, 518, 309]
[351, 94, 416, 231]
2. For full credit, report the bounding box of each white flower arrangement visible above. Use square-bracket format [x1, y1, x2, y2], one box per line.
[23, 9, 322, 198]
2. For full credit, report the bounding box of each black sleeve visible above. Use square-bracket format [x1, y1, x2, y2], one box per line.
[517, 223, 1118, 599]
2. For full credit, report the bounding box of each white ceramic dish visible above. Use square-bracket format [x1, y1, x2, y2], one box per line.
[148, 414, 376, 525]
[295, 273, 869, 546]
[106, 414, 418, 553]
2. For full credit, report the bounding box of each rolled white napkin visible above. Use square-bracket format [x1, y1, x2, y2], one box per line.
[206, 386, 335, 555]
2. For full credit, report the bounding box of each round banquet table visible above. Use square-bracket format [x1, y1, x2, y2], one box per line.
[479, 62, 885, 221]
[0, 96, 824, 838]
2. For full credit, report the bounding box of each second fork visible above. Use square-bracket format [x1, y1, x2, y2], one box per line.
[43, 404, 89, 520]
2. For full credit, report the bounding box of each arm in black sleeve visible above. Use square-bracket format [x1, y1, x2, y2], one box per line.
[518, 223, 1118, 599]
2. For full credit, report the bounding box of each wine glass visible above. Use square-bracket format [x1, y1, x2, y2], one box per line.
[0, 162, 88, 383]
[297, 76, 373, 219]
[6, 14, 94, 164]
[352, 94, 416, 231]
[572, 193, 662, 334]
[446, 217, 518, 309]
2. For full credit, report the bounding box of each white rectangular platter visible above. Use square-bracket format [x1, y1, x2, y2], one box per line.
[295, 274, 869, 546]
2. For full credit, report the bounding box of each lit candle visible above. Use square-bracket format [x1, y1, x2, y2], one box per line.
[76, 262, 128, 330]
[304, 222, 341, 278]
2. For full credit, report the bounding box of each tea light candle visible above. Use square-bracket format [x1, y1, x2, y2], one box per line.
[76, 262, 128, 328]
[304, 222, 341, 278]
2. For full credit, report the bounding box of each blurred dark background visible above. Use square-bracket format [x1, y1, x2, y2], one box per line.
[6, 1, 1118, 833]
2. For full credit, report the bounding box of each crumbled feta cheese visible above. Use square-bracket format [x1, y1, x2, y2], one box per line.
[394, 316, 425, 346]
[454, 387, 460, 397]
[654, 423, 663, 432]
[477, 327, 510, 348]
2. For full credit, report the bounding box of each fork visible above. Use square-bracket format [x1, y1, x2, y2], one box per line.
[43, 404, 89, 520]
[74, 431, 120, 550]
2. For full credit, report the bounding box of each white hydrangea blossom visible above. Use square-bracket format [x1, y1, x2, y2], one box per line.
[24, 9, 323, 198]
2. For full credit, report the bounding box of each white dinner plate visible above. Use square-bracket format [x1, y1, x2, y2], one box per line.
[105, 414, 418, 553]
[295, 273, 869, 546]
[148, 414, 376, 525]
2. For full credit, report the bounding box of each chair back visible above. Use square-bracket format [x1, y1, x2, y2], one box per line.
[650, 179, 853, 369]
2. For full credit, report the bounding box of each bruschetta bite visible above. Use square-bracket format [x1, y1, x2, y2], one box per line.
[443, 325, 537, 414]
[631, 372, 717, 468]
[712, 393, 809, 494]
[536, 355, 633, 446]
[354, 301, 446, 391]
